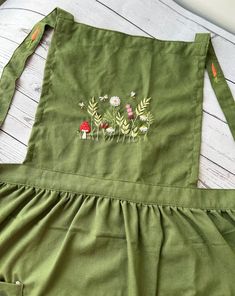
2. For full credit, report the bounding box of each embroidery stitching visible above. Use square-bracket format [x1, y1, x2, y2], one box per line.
[26, 26, 41, 48]
[211, 62, 218, 83]
[77, 93, 154, 143]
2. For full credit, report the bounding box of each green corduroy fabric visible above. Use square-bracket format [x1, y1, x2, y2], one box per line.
[0, 7, 235, 296]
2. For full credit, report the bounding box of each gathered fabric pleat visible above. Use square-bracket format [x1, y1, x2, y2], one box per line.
[1, 182, 235, 295]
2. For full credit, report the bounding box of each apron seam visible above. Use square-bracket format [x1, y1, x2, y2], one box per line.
[0, 178, 234, 211]
[26, 13, 60, 163]
[7, 162, 234, 193]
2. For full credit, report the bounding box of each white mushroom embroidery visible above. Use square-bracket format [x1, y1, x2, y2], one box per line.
[77, 94, 154, 142]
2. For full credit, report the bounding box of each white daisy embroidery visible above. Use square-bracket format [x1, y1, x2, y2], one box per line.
[140, 114, 148, 121]
[109, 96, 121, 107]
[106, 127, 115, 134]
[139, 125, 148, 133]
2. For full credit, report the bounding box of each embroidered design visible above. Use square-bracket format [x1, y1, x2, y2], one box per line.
[79, 121, 91, 139]
[99, 94, 109, 102]
[211, 62, 218, 83]
[27, 26, 41, 48]
[31, 26, 41, 41]
[77, 94, 154, 143]
[78, 102, 85, 109]
[130, 91, 136, 98]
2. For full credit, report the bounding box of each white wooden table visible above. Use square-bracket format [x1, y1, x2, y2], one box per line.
[0, 0, 234, 188]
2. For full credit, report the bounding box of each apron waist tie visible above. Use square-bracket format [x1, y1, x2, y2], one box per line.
[0, 7, 234, 141]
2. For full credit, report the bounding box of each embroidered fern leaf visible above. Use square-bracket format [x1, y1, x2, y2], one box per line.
[135, 97, 151, 116]
[146, 111, 154, 125]
[87, 97, 98, 117]
[120, 119, 130, 135]
[115, 112, 124, 126]
[131, 127, 139, 138]
[103, 110, 114, 124]
[94, 113, 102, 127]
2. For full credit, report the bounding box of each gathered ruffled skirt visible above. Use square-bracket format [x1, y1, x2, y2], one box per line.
[1, 175, 235, 296]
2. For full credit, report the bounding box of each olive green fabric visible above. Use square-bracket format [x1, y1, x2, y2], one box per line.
[0, 7, 235, 296]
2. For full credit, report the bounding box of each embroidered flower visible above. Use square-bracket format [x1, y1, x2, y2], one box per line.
[99, 94, 109, 102]
[125, 104, 134, 119]
[110, 96, 120, 107]
[139, 125, 148, 133]
[106, 127, 115, 134]
[100, 122, 109, 129]
[140, 114, 148, 121]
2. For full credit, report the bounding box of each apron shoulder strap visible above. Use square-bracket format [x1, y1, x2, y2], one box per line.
[195, 32, 235, 141]
[207, 38, 235, 141]
[0, 7, 73, 128]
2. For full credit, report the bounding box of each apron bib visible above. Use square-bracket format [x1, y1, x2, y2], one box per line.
[0, 7, 235, 296]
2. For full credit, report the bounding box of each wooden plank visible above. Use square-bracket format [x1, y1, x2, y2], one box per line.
[0, 0, 149, 36]
[98, 0, 213, 40]
[199, 156, 235, 189]
[201, 113, 235, 174]
[0, 131, 26, 162]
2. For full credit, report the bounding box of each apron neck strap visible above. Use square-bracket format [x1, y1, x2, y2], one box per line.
[195, 32, 235, 141]
[0, 11, 234, 141]
[0, 7, 73, 128]
[206, 38, 235, 141]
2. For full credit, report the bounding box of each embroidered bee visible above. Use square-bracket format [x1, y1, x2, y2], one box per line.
[78, 102, 85, 109]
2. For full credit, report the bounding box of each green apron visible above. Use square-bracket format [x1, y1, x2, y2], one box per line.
[0, 7, 235, 296]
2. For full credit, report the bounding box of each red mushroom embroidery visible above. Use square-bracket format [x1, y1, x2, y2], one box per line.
[80, 121, 91, 139]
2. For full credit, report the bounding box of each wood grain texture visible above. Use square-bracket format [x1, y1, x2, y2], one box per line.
[0, 0, 234, 188]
